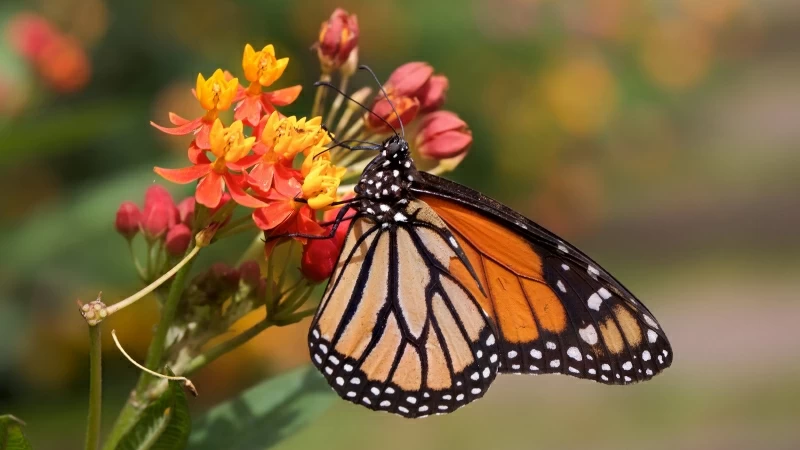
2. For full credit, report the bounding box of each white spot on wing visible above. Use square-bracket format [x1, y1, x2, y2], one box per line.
[643, 314, 659, 329]
[530, 349, 542, 359]
[587, 292, 603, 311]
[567, 347, 582, 361]
[579, 325, 598, 345]
[588, 265, 600, 279]
[648, 329, 659, 343]
[557, 280, 567, 293]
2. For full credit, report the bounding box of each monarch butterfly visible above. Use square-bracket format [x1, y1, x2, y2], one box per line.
[285, 68, 672, 418]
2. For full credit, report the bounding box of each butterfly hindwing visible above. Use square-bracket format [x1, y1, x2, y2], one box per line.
[309, 205, 501, 418]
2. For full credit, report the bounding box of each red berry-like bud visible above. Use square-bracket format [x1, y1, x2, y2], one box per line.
[386, 62, 433, 97]
[165, 223, 192, 256]
[316, 8, 359, 73]
[144, 184, 179, 227]
[301, 236, 340, 283]
[177, 197, 195, 225]
[141, 202, 173, 240]
[115, 201, 141, 239]
[417, 75, 449, 113]
[416, 111, 473, 160]
[365, 96, 420, 132]
[239, 260, 261, 287]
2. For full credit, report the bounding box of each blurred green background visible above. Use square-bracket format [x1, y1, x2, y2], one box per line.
[1, 0, 799, 449]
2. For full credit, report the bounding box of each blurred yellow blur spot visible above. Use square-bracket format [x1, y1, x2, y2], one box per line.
[679, 0, 744, 28]
[543, 52, 618, 136]
[639, 18, 714, 91]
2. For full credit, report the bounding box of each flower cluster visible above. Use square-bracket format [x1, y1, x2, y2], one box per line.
[138, 8, 473, 283]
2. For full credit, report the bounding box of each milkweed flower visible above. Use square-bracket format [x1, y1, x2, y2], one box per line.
[151, 69, 239, 149]
[301, 155, 346, 210]
[154, 119, 266, 208]
[248, 112, 330, 195]
[315, 8, 359, 74]
[235, 44, 302, 127]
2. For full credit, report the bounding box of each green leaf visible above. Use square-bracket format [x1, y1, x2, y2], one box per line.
[0, 415, 32, 450]
[189, 365, 334, 450]
[115, 379, 191, 450]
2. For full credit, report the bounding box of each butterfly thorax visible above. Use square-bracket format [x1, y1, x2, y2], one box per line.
[353, 135, 418, 225]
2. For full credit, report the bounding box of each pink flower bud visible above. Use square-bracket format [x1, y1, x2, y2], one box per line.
[239, 260, 261, 287]
[386, 62, 433, 97]
[177, 197, 195, 225]
[301, 236, 341, 283]
[144, 184, 179, 227]
[416, 111, 473, 160]
[165, 223, 192, 256]
[417, 75, 449, 112]
[141, 202, 174, 240]
[115, 201, 141, 239]
[316, 9, 359, 73]
[366, 96, 420, 133]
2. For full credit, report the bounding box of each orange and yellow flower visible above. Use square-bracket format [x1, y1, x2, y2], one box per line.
[235, 44, 302, 127]
[151, 69, 239, 149]
[154, 119, 265, 208]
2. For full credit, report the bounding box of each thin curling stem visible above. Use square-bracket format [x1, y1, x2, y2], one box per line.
[112, 330, 197, 396]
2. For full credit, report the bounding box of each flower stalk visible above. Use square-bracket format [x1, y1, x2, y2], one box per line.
[85, 321, 102, 450]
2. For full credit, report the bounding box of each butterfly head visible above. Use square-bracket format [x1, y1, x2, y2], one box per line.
[382, 134, 409, 160]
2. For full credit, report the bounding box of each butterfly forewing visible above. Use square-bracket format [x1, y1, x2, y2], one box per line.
[415, 181, 673, 385]
[309, 204, 501, 418]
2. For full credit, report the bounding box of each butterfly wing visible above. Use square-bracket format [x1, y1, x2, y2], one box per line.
[309, 202, 501, 418]
[411, 172, 673, 385]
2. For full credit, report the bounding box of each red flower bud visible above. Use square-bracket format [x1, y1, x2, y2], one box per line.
[366, 96, 420, 132]
[210, 262, 240, 287]
[239, 260, 261, 287]
[316, 9, 359, 73]
[165, 223, 192, 256]
[386, 62, 433, 97]
[177, 197, 195, 225]
[417, 75, 449, 112]
[301, 236, 341, 283]
[115, 201, 141, 239]
[416, 111, 473, 160]
[141, 201, 174, 240]
[144, 184, 179, 227]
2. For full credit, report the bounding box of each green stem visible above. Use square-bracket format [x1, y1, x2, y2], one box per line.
[102, 252, 197, 450]
[105, 245, 201, 316]
[183, 319, 274, 376]
[137, 257, 196, 390]
[325, 76, 349, 128]
[85, 325, 102, 450]
[311, 74, 332, 118]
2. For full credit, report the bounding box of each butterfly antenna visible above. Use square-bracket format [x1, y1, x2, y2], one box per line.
[313, 81, 399, 136]
[359, 65, 405, 138]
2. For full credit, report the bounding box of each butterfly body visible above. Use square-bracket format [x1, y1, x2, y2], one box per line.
[309, 134, 673, 418]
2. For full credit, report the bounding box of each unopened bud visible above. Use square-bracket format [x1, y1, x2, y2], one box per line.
[115, 201, 141, 239]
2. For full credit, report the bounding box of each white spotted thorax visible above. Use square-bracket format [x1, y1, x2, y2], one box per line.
[353, 135, 417, 225]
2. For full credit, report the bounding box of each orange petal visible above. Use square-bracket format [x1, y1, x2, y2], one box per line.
[150, 117, 203, 136]
[195, 122, 213, 149]
[188, 141, 210, 164]
[234, 96, 263, 127]
[169, 112, 192, 126]
[263, 85, 302, 107]
[154, 164, 210, 184]
[224, 172, 268, 208]
[252, 202, 295, 230]
[227, 153, 260, 171]
[195, 172, 225, 208]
